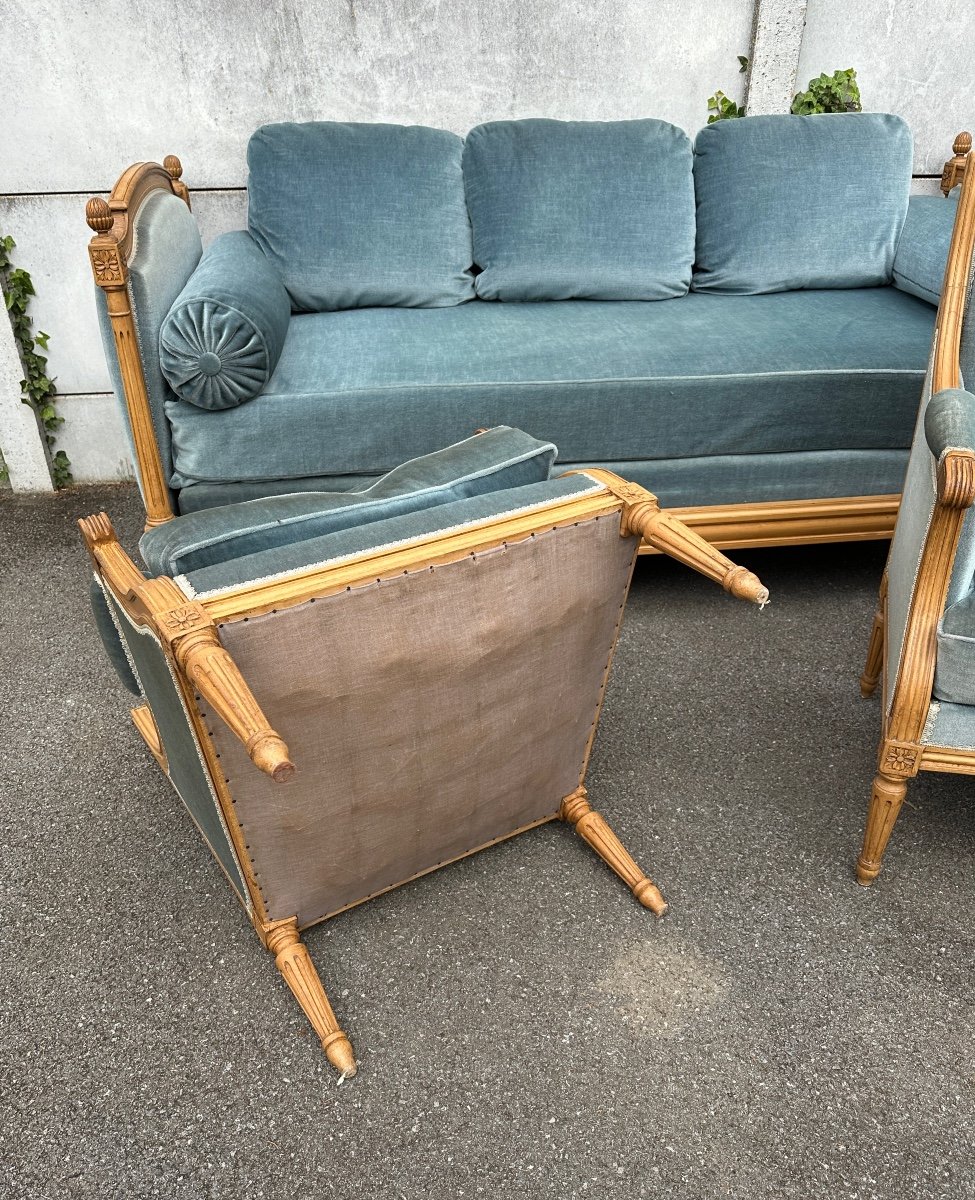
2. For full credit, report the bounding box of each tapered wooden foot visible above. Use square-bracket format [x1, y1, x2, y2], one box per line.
[560, 787, 668, 915]
[860, 577, 886, 698]
[622, 495, 768, 605]
[264, 918, 357, 1076]
[856, 770, 909, 886]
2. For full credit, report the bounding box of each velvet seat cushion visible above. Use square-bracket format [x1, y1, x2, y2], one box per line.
[166, 287, 935, 488]
[141, 426, 557, 577]
[159, 232, 291, 410]
[463, 118, 694, 301]
[693, 113, 913, 294]
[175, 474, 604, 599]
[247, 122, 475, 312]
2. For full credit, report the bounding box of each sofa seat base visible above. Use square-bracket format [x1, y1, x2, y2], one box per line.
[166, 289, 934, 492]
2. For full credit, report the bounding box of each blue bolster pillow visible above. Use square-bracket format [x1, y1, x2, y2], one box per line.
[159, 231, 290, 410]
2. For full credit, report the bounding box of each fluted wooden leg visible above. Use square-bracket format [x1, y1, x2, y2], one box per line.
[860, 575, 887, 698]
[263, 918, 357, 1076]
[856, 770, 908, 886]
[560, 787, 668, 915]
[623, 503, 769, 606]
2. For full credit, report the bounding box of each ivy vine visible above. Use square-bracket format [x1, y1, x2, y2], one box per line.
[1, 234, 71, 487]
[707, 61, 863, 123]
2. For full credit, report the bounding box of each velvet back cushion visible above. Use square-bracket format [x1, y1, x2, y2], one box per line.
[463, 118, 695, 301]
[693, 113, 913, 294]
[893, 193, 959, 307]
[247, 122, 475, 312]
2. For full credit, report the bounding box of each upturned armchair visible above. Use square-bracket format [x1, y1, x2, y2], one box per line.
[81, 428, 768, 1074]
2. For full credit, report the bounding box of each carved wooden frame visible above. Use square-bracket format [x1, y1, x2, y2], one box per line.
[86, 156, 189, 529]
[79, 473, 767, 1074]
[857, 133, 975, 885]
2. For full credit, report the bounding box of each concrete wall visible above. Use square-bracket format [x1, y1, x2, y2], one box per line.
[1, 0, 973, 485]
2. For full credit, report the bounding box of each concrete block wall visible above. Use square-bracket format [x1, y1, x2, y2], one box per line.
[1, 0, 972, 487]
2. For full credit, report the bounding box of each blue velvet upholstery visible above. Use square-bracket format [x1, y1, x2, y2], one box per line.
[246, 122, 475, 312]
[693, 113, 912, 295]
[463, 119, 694, 301]
[159, 232, 290, 410]
[89, 579, 140, 695]
[175, 449, 911, 515]
[921, 699, 975, 749]
[178, 473, 604, 598]
[99, 582, 249, 904]
[141, 427, 556, 576]
[893, 194, 959, 307]
[166, 287, 934, 487]
[95, 190, 201, 504]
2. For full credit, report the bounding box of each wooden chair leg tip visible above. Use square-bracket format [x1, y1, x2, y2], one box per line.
[859, 679, 877, 699]
[855, 858, 880, 887]
[634, 880, 668, 915]
[323, 1032, 357, 1077]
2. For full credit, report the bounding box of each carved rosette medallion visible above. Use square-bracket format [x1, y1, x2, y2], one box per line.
[882, 742, 920, 776]
[161, 605, 205, 633]
[89, 246, 125, 285]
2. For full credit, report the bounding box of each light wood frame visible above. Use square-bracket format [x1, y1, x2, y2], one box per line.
[88, 157, 907, 549]
[857, 133, 975, 885]
[80, 474, 767, 1074]
[86, 157, 189, 528]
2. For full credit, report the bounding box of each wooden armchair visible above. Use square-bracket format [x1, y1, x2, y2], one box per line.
[80, 430, 767, 1075]
[858, 134, 975, 885]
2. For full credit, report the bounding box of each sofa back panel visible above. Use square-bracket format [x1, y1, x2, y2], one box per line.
[693, 113, 913, 295]
[894, 193, 959, 308]
[246, 121, 475, 312]
[165, 288, 934, 485]
[463, 118, 695, 301]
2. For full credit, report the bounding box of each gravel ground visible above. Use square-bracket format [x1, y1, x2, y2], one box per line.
[2, 483, 973, 1200]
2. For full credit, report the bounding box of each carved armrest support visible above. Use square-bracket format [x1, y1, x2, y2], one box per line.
[79, 512, 294, 783]
[622, 497, 769, 606]
[166, 621, 296, 784]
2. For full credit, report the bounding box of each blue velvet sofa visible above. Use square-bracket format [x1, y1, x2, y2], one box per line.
[86, 113, 961, 545]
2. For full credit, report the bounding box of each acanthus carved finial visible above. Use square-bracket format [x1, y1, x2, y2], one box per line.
[941, 131, 972, 196]
[85, 196, 113, 234]
[163, 154, 191, 207]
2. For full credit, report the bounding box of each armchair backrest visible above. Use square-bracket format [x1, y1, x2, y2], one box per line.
[883, 139, 975, 741]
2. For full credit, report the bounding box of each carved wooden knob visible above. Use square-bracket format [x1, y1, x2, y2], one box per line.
[85, 196, 113, 233]
[953, 131, 972, 156]
[163, 154, 183, 181]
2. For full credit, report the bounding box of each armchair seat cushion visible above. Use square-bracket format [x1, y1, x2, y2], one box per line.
[166, 287, 935, 488]
[140, 426, 557, 577]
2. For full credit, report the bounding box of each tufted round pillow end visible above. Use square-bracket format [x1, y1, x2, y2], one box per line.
[160, 298, 274, 411]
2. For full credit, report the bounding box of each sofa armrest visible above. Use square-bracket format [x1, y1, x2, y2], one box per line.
[892, 193, 959, 307]
[160, 231, 291, 411]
